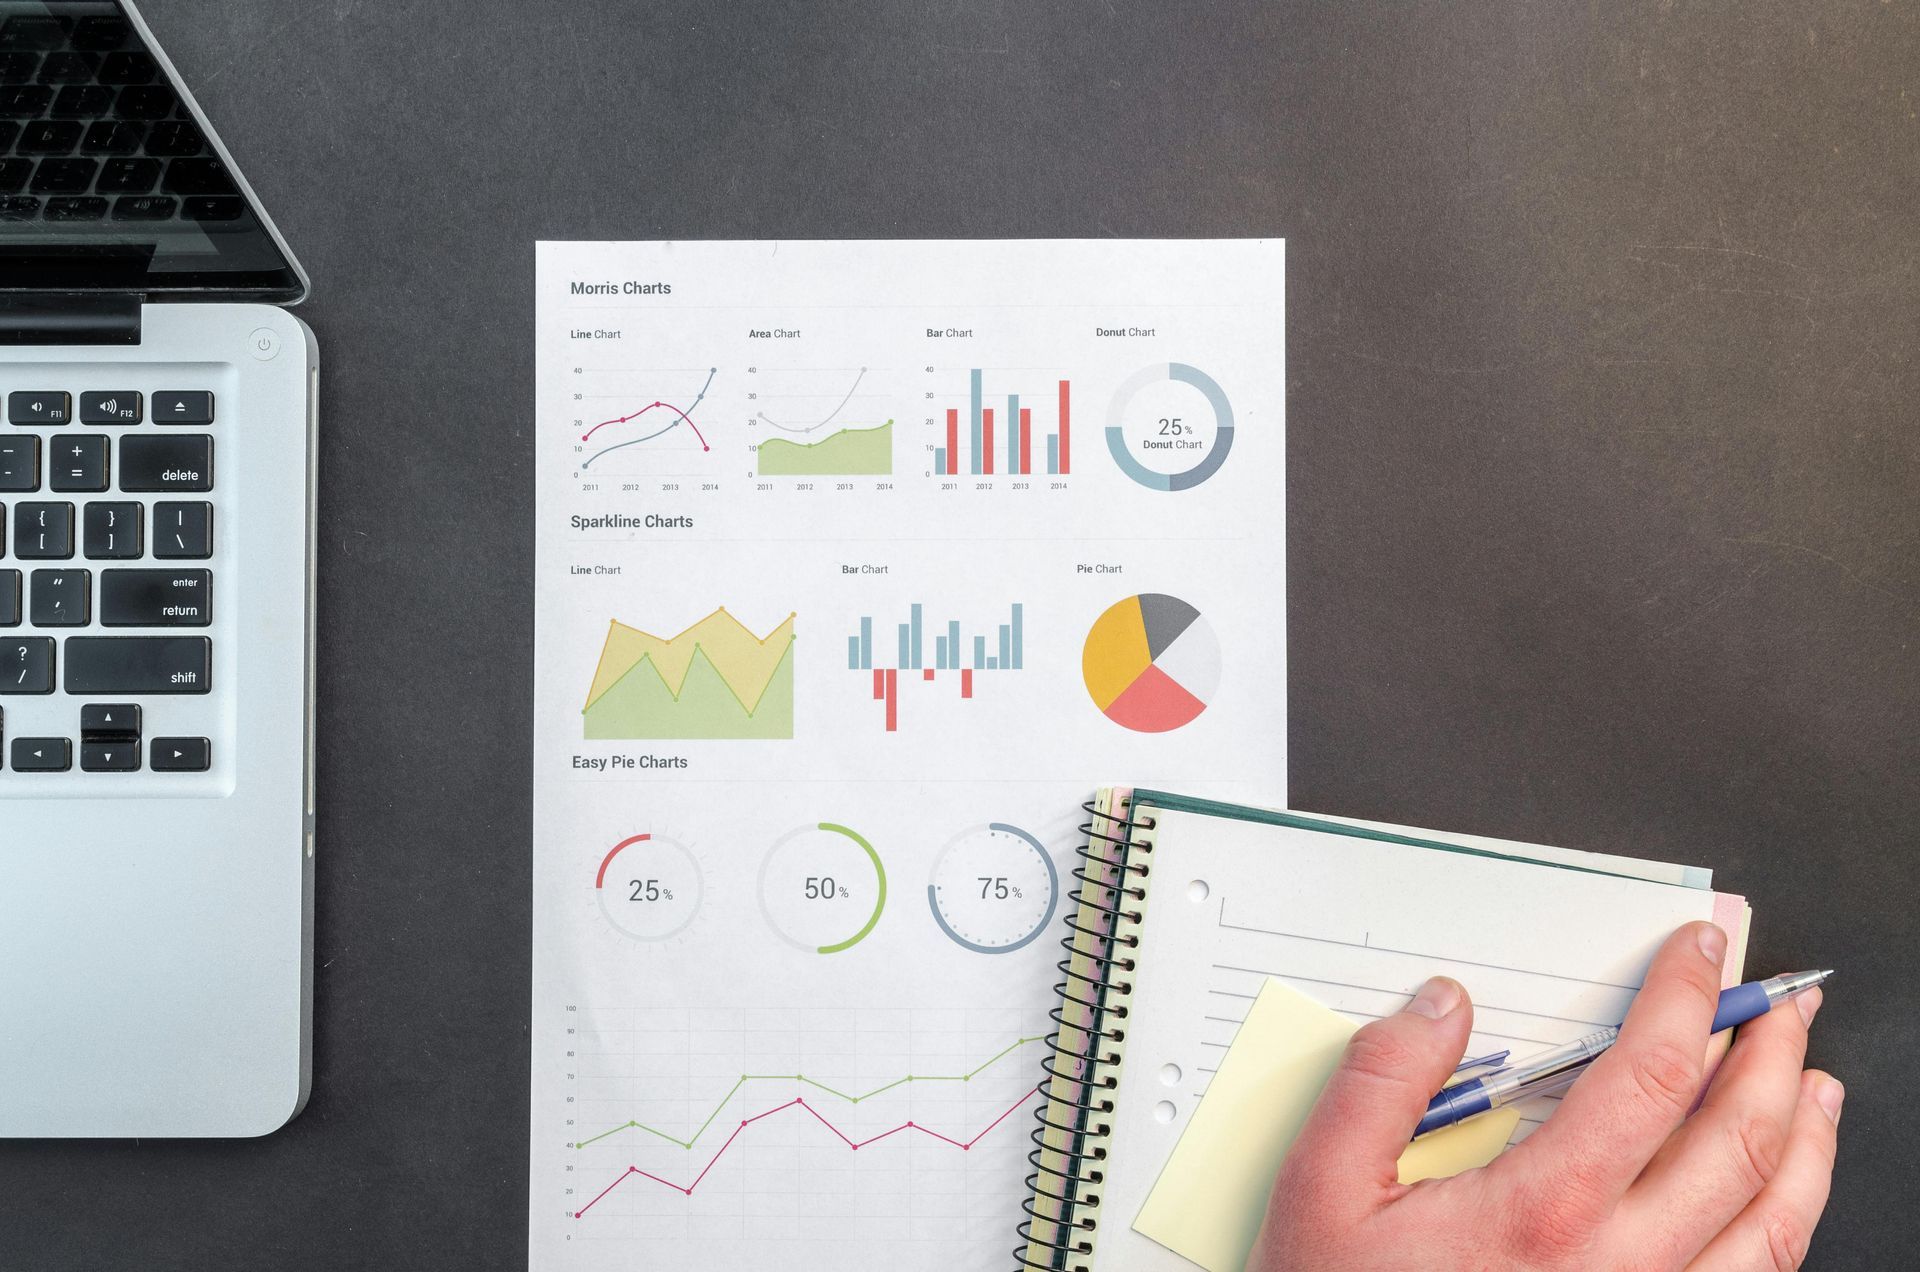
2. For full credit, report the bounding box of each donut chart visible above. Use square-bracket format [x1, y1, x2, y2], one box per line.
[595, 833, 705, 941]
[1081, 593, 1220, 733]
[1104, 362, 1235, 491]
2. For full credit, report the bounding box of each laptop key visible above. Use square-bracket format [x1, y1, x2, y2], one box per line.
[97, 52, 155, 85]
[97, 156, 158, 192]
[0, 570, 18, 627]
[0, 157, 26, 193]
[79, 391, 141, 425]
[52, 86, 114, 118]
[9, 391, 71, 425]
[0, 436, 37, 490]
[182, 196, 243, 222]
[36, 53, 98, 84]
[11, 738, 70, 771]
[146, 121, 204, 157]
[0, 196, 42, 219]
[81, 119, 143, 151]
[49, 435, 108, 491]
[83, 502, 142, 559]
[81, 703, 140, 740]
[0, 85, 51, 117]
[80, 741, 139, 773]
[44, 196, 108, 221]
[152, 502, 212, 558]
[101, 569, 209, 627]
[17, 119, 82, 153]
[12, 502, 73, 558]
[111, 194, 175, 220]
[0, 637, 55, 694]
[152, 391, 213, 425]
[29, 157, 97, 193]
[0, 53, 37, 83]
[29, 569, 90, 627]
[64, 636, 211, 695]
[119, 435, 212, 491]
[151, 737, 210, 772]
[113, 84, 172, 119]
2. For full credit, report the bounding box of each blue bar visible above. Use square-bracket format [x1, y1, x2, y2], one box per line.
[860, 617, 873, 670]
[973, 635, 987, 668]
[948, 620, 960, 662]
[936, 635, 947, 669]
[1011, 603, 1024, 669]
[898, 623, 910, 668]
[934, 446, 946, 473]
[970, 369, 983, 475]
[1047, 435, 1059, 475]
[999, 622, 1010, 668]
[987, 657, 997, 670]
[1007, 393, 1020, 473]
[847, 635, 860, 670]
[910, 603, 923, 670]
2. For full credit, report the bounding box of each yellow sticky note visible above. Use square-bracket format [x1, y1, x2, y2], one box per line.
[1133, 979, 1520, 1272]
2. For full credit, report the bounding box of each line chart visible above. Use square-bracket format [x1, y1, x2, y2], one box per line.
[571, 1033, 1043, 1151]
[572, 1082, 1044, 1215]
[579, 367, 717, 470]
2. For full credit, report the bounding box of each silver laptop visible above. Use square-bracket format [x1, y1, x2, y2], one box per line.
[0, 0, 315, 1137]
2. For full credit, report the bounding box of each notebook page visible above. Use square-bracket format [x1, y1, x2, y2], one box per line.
[1094, 807, 1740, 1271]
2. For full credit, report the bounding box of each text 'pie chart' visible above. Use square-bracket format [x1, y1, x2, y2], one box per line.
[1081, 593, 1221, 733]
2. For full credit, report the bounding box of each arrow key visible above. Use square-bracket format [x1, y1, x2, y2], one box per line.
[81, 702, 140, 742]
[11, 737, 71, 772]
[81, 740, 140, 772]
[150, 736, 208, 772]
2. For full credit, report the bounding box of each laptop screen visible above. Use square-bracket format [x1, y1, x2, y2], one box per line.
[0, 0, 304, 300]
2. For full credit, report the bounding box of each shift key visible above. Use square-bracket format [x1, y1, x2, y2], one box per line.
[120, 435, 213, 492]
[65, 636, 211, 694]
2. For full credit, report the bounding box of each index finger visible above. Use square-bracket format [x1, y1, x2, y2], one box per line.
[1516, 922, 1727, 1208]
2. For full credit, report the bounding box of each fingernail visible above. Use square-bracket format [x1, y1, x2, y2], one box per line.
[1406, 977, 1461, 1019]
[1696, 923, 1728, 966]
[1795, 985, 1823, 1026]
[1815, 1076, 1844, 1125]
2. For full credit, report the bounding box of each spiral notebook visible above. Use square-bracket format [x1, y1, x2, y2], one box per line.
[1016, 789, 1749, 1271]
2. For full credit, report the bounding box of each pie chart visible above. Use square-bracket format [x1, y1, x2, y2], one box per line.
[1081, 593, 1221, 733]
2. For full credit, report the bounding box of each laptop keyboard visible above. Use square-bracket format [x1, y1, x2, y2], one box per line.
[0, 9, 242, 225]
[1, 382, 215, 776]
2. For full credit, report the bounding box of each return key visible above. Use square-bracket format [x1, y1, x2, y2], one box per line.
[101, 569, 211, 627]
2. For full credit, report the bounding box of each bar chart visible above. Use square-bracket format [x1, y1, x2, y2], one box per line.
[845, 601, 1027, 731]
[933, 369, 1072, 478]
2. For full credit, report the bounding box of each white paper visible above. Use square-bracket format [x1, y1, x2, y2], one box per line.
[1100, 807, 1728, 1270]
[529, 240, 1287, 1269]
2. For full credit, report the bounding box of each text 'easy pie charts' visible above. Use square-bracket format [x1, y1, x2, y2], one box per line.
[1081, 594, 1221, 733]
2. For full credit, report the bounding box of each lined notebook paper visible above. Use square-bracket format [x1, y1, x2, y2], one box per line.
[1017, 792, 1746, 1271]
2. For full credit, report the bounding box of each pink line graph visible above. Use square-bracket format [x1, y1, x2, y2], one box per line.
[573, 1083, 1043, 1217]
[579, 399, 711, 451]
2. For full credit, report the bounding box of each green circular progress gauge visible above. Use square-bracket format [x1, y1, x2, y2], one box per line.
[758, 822, 887, 954]
[595, 833, 705, 941]
[1105, 362, 1235, 491]
[926, 822, 1059, 954]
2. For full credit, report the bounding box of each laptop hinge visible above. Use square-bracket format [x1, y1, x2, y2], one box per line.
[0, 293, 143, 346]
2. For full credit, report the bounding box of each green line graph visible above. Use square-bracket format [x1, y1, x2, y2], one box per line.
[570, 1033, 1044, 1151]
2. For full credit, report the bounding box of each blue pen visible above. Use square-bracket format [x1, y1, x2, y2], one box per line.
[1413, 969, 1833, 1139]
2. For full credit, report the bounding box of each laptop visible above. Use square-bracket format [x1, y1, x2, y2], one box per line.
[0, 0, 315, 1136]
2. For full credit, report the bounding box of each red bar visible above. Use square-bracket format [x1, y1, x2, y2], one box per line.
[884, 669, 898, 732]
[944, 408, 959, 476]
[923, 668, 935, 681]
[872, 668, 885, 700]
[1058, 380, 1071, 474]
[981, 408, 995, 475]
[960, 668, 973, 698]
[1019, 407, 1032, 475]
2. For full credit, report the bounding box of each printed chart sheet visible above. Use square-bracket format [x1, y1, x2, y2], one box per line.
[530, 239, 1287, 1269]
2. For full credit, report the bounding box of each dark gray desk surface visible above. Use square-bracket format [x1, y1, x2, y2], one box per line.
[3, 2, 1915, 1267]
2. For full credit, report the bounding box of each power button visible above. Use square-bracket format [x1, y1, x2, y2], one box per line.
[248, 326, 281, 360]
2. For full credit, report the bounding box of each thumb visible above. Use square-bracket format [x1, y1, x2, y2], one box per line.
[1286, 977, 1476, 1196]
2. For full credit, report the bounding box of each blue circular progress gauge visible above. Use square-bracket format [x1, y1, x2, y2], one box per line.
[1104, 362, 1235, 491]
[927, 823, 1060, 954]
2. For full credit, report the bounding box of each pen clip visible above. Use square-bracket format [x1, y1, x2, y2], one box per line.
[1452, 1049, 1511, 1077]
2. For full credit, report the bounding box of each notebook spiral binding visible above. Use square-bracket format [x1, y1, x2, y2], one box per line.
[1013, 792, 1157, 1272]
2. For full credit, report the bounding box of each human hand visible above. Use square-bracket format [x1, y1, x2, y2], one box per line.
[1250, 923, 1841, 1270]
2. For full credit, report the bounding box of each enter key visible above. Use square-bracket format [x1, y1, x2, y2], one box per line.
[100, 569, 212, 627]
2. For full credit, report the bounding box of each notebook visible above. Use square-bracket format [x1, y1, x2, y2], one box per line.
[1015, 788, 1749, 1271]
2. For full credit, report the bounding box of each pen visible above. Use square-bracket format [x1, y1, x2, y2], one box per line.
[1412, 969, 1833, 1139]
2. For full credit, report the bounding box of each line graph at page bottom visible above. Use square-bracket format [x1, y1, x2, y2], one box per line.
[573, 1083, 1043, 1215]
[559, 1005, 1051, 1239]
